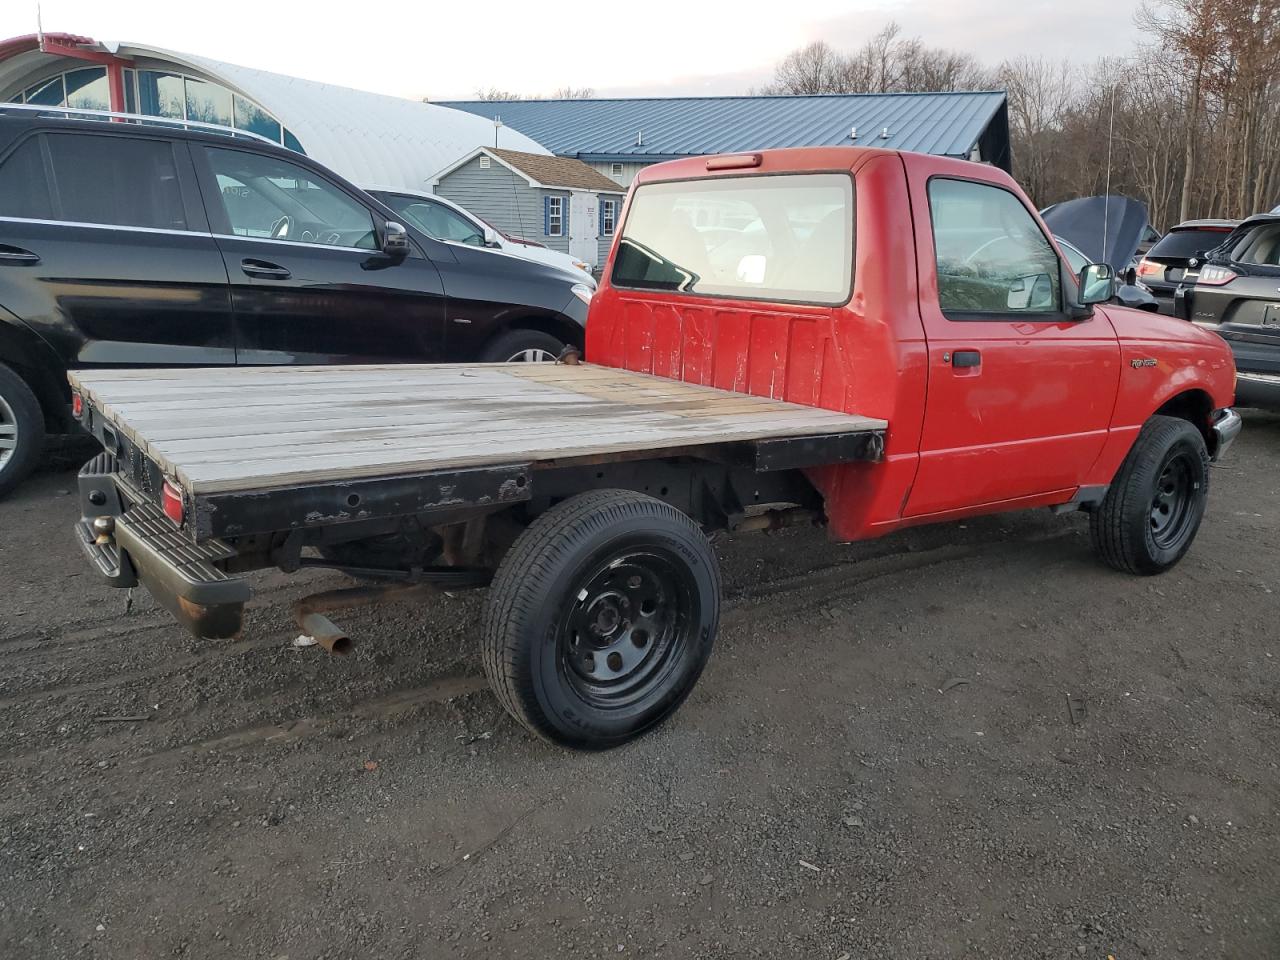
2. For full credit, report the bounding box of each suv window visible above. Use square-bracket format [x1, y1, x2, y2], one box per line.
[929, 178, 1060, 317]
[0, 138, 54, 220]
[46, 134, 187, 230]
[1228, 222, 1280, 267]
[611, 173, 853, 305]
[382, 195, 484, 245]
[205, 147, 376, 250]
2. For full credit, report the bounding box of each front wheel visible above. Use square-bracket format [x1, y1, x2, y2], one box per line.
[482, 490, 720, 749]
[479, 329, 565, 363]
[1090, 415, 1210, 575]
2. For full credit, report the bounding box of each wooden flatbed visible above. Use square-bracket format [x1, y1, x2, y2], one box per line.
[70, 363, 887, 495]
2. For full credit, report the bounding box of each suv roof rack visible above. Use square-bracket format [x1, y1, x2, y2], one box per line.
[0, 101, 280, 146]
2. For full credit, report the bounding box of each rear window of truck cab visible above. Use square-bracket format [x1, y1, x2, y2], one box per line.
[610, 173, 854, 305]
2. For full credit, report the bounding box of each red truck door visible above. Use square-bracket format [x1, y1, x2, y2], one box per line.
[901, 161, 1121, 518]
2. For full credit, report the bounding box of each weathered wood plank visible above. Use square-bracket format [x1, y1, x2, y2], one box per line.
[71, 363, 887, 496]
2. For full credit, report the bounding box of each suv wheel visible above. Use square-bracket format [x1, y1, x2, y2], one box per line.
[0, 362, 44, 499]
[480, 329, 565, 363]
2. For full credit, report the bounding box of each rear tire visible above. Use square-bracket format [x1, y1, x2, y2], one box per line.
[0, 362, 44, 499]
[482, 490, 720, 749]
[1089, 415, 1210, 575]
[479, 329, 565, 363]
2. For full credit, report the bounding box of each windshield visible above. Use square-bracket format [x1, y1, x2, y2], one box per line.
[611, 173, 853, 304]
[1148, 228, 1233, 260]
[379, 193, 485, 246]
[1056, 237, 1090, 274]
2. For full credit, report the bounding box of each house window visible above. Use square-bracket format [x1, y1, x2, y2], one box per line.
[610, 162, 623, 178]
[601, 198, 617, 236]
[479, 155, 491, 169]
[546, 195, 564, 237]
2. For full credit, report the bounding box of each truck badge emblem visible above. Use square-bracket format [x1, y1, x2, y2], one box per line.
[1130, 358, 1157, 368]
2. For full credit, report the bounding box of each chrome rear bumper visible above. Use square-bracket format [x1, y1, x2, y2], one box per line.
[1211, 408, 1242, 461]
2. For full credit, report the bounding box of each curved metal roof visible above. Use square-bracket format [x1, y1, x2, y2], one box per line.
[0, 36, 550, 191]
[441, 92, 1008, 167]
[129, 46, 549, 191]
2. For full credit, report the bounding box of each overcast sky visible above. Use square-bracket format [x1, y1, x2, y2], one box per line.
[3, 0, 1143, 100]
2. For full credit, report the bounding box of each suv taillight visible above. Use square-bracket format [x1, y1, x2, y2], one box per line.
[1197, 265, 1238, 286]
[162, 480, 184, 526]
[71, 393, 83, 418]
[1136, 259, 1163, 279]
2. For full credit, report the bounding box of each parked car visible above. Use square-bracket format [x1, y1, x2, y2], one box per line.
[365, 187, 596, 286]
[1134, 219, 1239, 313]
[0, 104, 593, 497]
[1041, 195, 1152, 276]
[1054, 235, 1160, 311]
[1174, 213, 1280, 408]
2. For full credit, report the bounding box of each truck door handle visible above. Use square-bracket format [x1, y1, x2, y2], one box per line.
[951, 350, 981, 368]
[0, 245, 40, 265]
[241, 258, 291, 279]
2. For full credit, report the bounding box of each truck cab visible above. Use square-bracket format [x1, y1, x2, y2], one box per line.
[588, 147, 1238, 545]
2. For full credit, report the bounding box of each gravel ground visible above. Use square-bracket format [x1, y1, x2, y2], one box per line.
[0, 419, 1277, 959]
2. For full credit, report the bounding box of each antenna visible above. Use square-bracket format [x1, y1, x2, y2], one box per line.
[1102, 78, 1116, 266]
[36, 2, 44, 48]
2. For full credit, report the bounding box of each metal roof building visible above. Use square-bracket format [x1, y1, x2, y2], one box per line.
[0, 33, 548, 191]
[441, 91, 1011, 185]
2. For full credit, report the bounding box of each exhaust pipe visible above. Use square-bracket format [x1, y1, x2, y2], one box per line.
[290, 582, 441, 656]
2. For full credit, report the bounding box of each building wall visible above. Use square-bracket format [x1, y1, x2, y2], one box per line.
[597, 194, 624, 268]
[588, 160, 650, 189]
[436, 156, 571, 253]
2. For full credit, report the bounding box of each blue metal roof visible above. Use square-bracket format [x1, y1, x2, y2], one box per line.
[440, 92, 1010, 169]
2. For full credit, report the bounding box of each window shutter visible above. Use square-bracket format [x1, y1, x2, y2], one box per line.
[598, 199, 605, 236]
[543, 195, 551, 235]
[561, 194, 568, 237]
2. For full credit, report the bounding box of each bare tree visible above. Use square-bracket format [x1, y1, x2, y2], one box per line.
[474, 88, 526, 101]
[762, 41, 850, 94]
[550, 86, 596, 99]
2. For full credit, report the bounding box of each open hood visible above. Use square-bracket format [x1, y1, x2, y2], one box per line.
[1041, 195, 1149, 272]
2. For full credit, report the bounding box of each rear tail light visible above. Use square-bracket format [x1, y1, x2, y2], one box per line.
[1136, 259, 1163, 279]
[161, 480, 185, 526]
[1197, 265, 1237, 286]
[71, 393, 83, 418]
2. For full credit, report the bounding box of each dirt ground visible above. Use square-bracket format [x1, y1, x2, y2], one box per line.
[1, 418, 1277, 960]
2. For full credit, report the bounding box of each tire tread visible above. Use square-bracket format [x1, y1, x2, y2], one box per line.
[482, 490, 719, 745]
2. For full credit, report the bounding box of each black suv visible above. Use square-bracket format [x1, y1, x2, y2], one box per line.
[1134, 219, 1238, 313]
[0, 106, 592, 496]
[1175, 213, 1280, 408]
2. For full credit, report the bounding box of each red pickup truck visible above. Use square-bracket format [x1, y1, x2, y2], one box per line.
[70, 146, 1239, 750]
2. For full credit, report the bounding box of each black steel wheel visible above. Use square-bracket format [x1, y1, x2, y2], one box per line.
[483, 490, 720, 749]
[1090, 415, 1210, 575]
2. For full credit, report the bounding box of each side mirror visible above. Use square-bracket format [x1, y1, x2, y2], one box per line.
[1124, 266, 1137, 286]
[483, 226, 501, 248]
[1078, 263, 1115, 305]
[380, 220, 410, 260]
